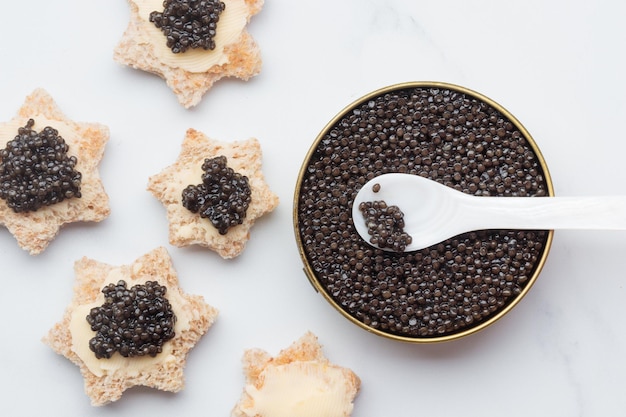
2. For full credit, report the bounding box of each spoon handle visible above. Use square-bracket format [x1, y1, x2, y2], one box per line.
[462, 196, 626, 231]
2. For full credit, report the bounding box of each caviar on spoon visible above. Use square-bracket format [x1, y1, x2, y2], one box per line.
[353, 173, 626, 252]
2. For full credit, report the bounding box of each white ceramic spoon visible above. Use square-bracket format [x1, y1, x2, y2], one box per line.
[352, 173, 626, 252]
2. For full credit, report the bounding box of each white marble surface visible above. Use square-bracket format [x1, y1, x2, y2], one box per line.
[1, 0, 625, 416]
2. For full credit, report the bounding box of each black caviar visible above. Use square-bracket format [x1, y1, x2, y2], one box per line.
[0, 119, 82, 213]
[182, 155, 251, 234]
[150, 0, 226, 54]
[296, 86, 550, 339]
[86, 280, 176, 359]
[359, 200, 412, 252]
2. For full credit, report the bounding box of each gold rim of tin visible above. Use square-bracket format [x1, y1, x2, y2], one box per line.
[293, 81, 554, 343]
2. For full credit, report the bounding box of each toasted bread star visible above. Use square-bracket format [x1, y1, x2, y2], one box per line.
[147, 128, 279, 259]
[43, 247, 219, 406]
[0, 88, 110, 255]
[232, 332, 361, 417]
[114, 0, 264, 108]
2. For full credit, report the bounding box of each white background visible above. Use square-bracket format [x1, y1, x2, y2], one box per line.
[1, 0, 625, 416]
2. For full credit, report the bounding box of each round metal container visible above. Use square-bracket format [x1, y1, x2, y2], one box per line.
[294, 82, 553, 343]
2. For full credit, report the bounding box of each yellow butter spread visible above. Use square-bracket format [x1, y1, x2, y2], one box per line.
[133, 0, 248, 73]
[242, 361, 355, 417]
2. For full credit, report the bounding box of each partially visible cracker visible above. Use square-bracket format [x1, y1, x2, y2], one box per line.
[147, 128, 279, 259]
[232, 332, 361, 417]
[43, 247, 218, 406]
[114, 0, 264, 108]
[0, 88, 110, 255]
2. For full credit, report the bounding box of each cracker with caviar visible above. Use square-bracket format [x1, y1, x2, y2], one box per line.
[0, 88, 109, 255]
[43, 247, 219, 406]
[114, 0, 264, 108]
[147, 128, 278, 259]
[232, 332, 361, 417]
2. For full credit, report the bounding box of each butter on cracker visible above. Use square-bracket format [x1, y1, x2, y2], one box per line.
[147, 128, 279, 259]
[43, 247, 219, 406]
[0, 88, 109, 254]
[114, 0, 264, 108]
[232, 332, 361, 417]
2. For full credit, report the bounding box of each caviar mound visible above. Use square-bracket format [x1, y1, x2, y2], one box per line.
[295, 82, 553, 342]
[87, 280, 176, 359]
[150, 0, 226, 54]
[0, 119, 82, 213]
[359, 200, 412, 252]
[182, 155, 252, 235]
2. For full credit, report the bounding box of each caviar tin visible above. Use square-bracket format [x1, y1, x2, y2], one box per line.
[294, 81, 554, 343]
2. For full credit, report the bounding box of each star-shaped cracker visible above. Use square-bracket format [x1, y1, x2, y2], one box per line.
[147, 128, 279, 259]
[232, 332, 361, 417]
[0, 88, 109, 255]
[43, 247, 219, 406]
[114, 0, 264, 108]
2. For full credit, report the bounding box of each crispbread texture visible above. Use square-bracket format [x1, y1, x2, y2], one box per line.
[0, 88, 109, 254]
[43, 247, 218, 406]
[114, 0, 264, 108]
[147, 128, 279, 258]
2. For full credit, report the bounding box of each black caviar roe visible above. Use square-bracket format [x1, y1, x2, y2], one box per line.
[297, 87, 550, 338]
[0, 119, 82, 213]
[150, 0, 226, 54]
[182, 155, 251, 235]
[86, 280, 177, 359]
[359, 200, 412, 252]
